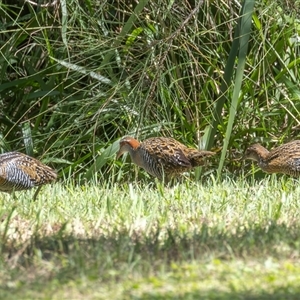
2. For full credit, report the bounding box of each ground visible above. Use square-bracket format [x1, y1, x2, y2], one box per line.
[1, 176, 300, 299]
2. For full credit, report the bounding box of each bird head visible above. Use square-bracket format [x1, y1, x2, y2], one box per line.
[243, 143, 267, 162]
[116, 136, 140, 159]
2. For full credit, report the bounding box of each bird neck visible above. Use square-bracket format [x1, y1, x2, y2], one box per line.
[128, 146, 144, 168]
[255, 147, 270, 167]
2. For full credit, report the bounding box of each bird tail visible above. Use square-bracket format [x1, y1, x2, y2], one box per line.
[188, 150, 215, 167]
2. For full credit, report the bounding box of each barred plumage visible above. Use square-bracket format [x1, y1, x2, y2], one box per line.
[0, 152, 57, 198]
[116, 136, 215, 180]
[244, 140, 300, 176]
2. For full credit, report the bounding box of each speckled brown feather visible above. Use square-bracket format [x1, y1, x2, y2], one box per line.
[117, 136, 215, 180]
[244, 140, 300, 176]
[0, 152, 57, 193]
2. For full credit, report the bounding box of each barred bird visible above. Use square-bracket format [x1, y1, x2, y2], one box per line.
[117, 136, 215, 181]
[244, 140, 300, 176]
[0, 151, 57, 200]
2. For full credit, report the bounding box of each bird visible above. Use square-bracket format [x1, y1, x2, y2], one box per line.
[116, 136, 215, 181]
[0, 151, 57, 199]
[244, 140, 300, 176]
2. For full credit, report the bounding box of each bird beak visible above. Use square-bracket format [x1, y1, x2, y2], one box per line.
[116, 149, 124, 159]
[116, 150, 121, 159]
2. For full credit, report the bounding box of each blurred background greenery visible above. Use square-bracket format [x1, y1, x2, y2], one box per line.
[0, 0, 299, 183]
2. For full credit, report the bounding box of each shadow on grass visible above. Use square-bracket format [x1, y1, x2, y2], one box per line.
[2, 286, 300, 300]
[127, 288, 300, 300]
[3, 220, 300, 261]
[1, 221, 300, 298]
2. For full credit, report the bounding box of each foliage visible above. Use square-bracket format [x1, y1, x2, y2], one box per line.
[0, 0, 299, 182]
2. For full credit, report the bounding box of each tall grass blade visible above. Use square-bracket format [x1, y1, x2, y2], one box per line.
[100, 0, 150, 69]
[217, 0, 255, 177]
[22, 121, 34, 156]
[83, 139, 120, 182]
[205, 14, 242, 151]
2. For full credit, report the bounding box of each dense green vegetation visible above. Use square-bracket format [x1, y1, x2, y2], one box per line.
[1, 0, 299, 181]
[1, 0, 300, 299]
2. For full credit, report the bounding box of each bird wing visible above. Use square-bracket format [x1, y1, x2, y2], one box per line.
[0, 152, 57, 190]
[143, 138, 191, 168]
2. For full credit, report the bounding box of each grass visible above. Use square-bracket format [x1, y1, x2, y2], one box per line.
[1, 176, 300, 299]
[3, 0, 299, 179]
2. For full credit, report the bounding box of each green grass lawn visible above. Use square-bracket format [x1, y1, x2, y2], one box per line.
[1, 176, 300, 299]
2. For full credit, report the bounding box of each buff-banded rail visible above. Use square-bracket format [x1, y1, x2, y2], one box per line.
[116, 136, 215, 181]
[0, 151, 57, 200]
[244, 140, 300, 176]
